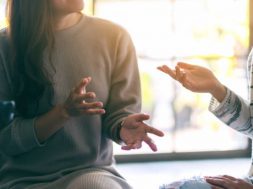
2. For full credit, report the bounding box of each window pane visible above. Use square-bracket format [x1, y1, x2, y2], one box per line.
[0, 0, 6, 29]
[95, 0, 249, 154]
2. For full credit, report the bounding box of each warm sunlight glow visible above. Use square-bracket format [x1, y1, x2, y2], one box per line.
[95, 0, 249, 154]
[83, 0, 94, 16]
[0, 18, 6, 30]
[0, 0, 6, 29]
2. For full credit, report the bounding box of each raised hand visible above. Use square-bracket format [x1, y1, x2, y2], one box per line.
[63, 77, 105, 116]
[120, 113, 164, 152]
[205, 175, 253, 189]
[157, 62, 227, 102]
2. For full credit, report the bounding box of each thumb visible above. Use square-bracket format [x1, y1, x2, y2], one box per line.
[177, 62, 194, 70]
[132, 113, 150, 122]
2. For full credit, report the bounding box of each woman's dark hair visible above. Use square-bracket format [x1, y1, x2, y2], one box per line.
[6, 0, 55, 117]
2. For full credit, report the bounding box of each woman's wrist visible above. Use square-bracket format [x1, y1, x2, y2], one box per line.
[210, 81, 227, 103]
[57, 104, 70, 120]
[34, 105, 70, 142]
[112, 120, 125, 145]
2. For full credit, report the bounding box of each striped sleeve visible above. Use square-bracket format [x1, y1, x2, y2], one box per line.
[209, 88, 252, 138]
[209, 48, 253, 138]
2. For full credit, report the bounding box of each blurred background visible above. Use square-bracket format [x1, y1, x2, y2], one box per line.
[0, 0, 251, 160]
[88, 0, 251, 160]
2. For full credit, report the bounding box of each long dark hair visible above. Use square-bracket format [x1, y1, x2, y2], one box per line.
[6, 0, 55, 117]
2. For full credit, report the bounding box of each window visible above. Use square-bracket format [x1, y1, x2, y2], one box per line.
[94, 0, 251, 160]
[0, 0, 6, 29]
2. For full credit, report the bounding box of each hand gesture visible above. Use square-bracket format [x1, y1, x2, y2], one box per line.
[205, 175, 253, 189]
[157, 62, 227, 102]
[63, 77, 105, 116]
[120, 113, 164, 152]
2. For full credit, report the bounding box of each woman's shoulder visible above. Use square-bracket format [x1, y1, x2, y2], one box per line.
[86, 15, 129, 36]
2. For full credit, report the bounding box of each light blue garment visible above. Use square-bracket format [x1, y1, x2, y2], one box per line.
[0, 101, 15, 127]
[160, 177, 211, 189]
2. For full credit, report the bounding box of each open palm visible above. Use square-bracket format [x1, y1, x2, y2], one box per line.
[120, 114, 164, 152]
[157, 62, 220, 93]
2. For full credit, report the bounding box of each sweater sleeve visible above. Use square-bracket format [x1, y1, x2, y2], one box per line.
[102, 29, 141, 143]
[208, 88, 253, 138]
[0, 48, 43, 157]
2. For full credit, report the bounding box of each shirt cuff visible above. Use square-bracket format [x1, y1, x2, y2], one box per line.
[111, 120, 124, 145]
[208, 87, 230, 114]
[13, 118, 45, 152]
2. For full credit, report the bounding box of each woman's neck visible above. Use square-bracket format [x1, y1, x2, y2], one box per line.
[54, 12, 82, 31]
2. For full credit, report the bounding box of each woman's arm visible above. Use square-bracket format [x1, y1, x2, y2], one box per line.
[102, 28, 164, 151]
[158, 62, 253, 138]
[0, 53, 104, 156]
[34, 77, 105, 142]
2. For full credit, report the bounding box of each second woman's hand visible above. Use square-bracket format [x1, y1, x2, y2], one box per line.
[157, 62, 227, 103]
[205, 175, 253, 189]
[63, 77, 105, 117]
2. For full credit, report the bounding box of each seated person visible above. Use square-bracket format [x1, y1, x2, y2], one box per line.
[0, 0, 164, 188]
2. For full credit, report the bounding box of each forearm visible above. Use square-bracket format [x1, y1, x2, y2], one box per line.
[209, 88, 253, 137]
[35, 105, 69, 143]
[209, 80, 227, 103]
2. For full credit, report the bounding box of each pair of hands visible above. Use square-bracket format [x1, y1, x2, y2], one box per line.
[62, 77, 164, 152]
[205, 175, 253, 189]
[61, 62, 228, 152]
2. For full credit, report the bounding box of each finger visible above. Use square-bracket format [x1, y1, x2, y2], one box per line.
[121, 145, 131, 150]
[181, 72, 192, 89]
[132, 141, 142, 149]
[78, 101, 104, 109]
[82, 108, 106, 115]
[123, 140, 142, 149]
[177, 62, 195, 70]
[145, 125, 164, 137]
[205, 178, 230, 188]
[74, 77, 92, 94]
[83, 92, 96, 99]
[143, 136, 157, 152]
[175, 66, 185, 83]
[206, 175, 233, 181]
[121, 143, 135, 150]
[74, 92, 96, 103]
[157, 65, 176, 79]
[132, 113, 150, 122]
[222, 175, 237, 181]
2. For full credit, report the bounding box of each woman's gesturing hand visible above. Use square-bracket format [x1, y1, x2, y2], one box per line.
[205, 175, 253, 189]
[120, 113, 164, 152]
[157, 62, 227, 102]
[63, 77, 105, 116]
